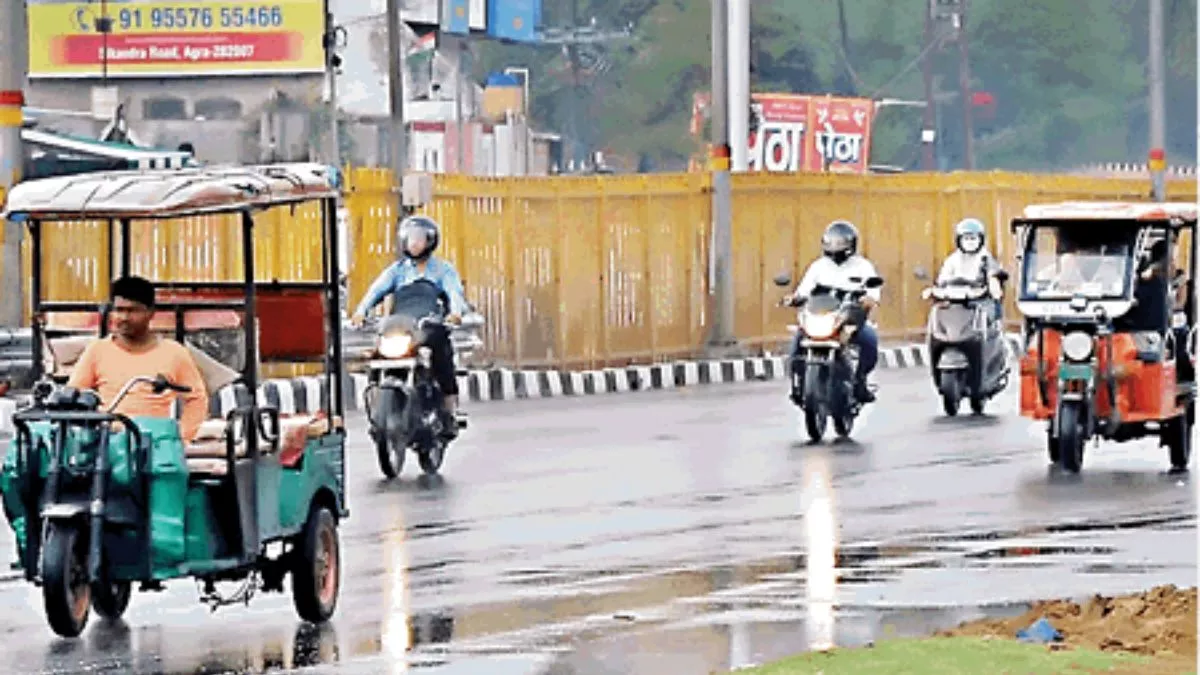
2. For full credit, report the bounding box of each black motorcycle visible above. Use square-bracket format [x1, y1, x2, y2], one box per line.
[774, 273, 884, 442]
[362, 279, 479, 478]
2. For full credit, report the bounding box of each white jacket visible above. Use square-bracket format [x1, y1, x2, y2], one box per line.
[793, 255, 882, 302]
[937, 250, 1001, 285]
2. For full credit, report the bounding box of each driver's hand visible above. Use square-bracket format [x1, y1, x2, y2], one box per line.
[349, 312, 365, 328]
[446, 313, 463, 326]
[921, 287, 933, 300]
[860, 296, 878, 311]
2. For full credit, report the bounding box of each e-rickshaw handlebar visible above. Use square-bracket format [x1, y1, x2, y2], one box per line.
[107, 374, 192, 413]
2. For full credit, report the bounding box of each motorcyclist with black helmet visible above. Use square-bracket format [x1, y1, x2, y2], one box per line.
[350, 215, 467, 439]
[786, 220, 881, 402]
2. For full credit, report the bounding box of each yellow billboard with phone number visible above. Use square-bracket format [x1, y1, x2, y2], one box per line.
[27, 0, 325, 78]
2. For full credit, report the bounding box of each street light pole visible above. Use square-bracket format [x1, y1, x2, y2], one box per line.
[708, 0, 735, 351]
[385, 0, 407, 179]
[0, 0, 28, 327]
[920, 0, 937, 170]
[1148, 0, 1166, 201]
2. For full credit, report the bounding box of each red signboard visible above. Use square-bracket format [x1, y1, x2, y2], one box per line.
[747, 94, 809, 172]
[691, 92, 877, 174]
[807, 96, 874, 173]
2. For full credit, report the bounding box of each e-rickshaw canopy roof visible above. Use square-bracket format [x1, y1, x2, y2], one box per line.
[1, 162, 341, 221]
[1020, 201, 1198, 223]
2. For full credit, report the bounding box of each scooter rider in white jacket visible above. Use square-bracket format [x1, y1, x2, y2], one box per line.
[936, 218, 1005, 323]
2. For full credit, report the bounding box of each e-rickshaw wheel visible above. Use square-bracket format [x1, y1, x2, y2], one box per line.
[1163, 403, 1194, 473]
[91, 580, 132, 621]
[1055, 402, 1086, 473]
[292, 505, 341, 623]
[41, 522, 91, 638]
[1046, 425, 1061, 464]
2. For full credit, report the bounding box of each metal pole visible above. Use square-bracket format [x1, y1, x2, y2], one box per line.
[386, 0, 407, 178]
[324, 0, 341, 167]
[956, 0, 975, 170]
[726, 0, 749, 172]
[1148, 0, 1166, 201]
[451, 35, 466, 173]
[708, 0, 735, 349]
[0, 0, 28, 327]
[920, 0, 937, 170]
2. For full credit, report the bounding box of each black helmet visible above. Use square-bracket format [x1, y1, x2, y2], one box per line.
[397, 215, 441, 261]
[821, 220, 859, 264]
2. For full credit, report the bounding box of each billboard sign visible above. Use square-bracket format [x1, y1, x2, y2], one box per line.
[809, 96, 874, 173]
[26, 0, 327, 79]
[692, 92, 876, 174]
[747, 94, 809, 172]
[487, 0, 540, 43]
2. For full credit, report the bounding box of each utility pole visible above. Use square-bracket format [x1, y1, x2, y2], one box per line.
[955, 0, 974, 170]
[452, 36, 467, 173]
[323, 0, 342, 167]
[726, 0, 749, 172]
[708, 0, 735, 350]
[385, 0, 407, 179]
[1148, 0, 1166, 201]
[920, 0, 937, 170]
[0, 0, 28, 327]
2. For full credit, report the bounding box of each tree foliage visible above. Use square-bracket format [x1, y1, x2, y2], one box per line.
[470, 0, 1196, 171]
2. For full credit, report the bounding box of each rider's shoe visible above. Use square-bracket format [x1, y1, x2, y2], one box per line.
[438, 410, 459, 440]
[854, 378, 877, 403]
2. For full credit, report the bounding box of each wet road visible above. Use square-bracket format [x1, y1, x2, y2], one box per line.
[0, 368, 1194, 674]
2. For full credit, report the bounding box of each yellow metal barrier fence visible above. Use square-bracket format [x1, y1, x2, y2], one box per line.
[346, 170, 1193, 368]
[3, 170, 1194, 370]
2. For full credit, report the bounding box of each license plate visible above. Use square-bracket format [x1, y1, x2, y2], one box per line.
[1058, 363, 1093, 381]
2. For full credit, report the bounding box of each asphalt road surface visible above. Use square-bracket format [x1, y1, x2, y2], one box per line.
[0, 368, 1194, 674]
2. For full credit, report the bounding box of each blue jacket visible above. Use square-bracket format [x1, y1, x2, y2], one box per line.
[354, 257, 468, 317]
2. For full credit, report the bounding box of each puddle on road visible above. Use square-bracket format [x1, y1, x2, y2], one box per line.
[12, 521, 1192, 675]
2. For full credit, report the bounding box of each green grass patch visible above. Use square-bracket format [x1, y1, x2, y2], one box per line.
[733, 636, 1155, 675]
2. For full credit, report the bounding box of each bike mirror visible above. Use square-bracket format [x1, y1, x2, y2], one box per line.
[32, 379, 54, 403]
[913, 267, 930, 281]
[865, 276, 885, 289]
[151, 374, 171, 394]
[772, 272, 792, 287]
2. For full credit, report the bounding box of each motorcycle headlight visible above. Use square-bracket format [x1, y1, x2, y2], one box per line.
[802, 313, 839, 339]
[378, 333, 413, 359]
[1061, 331, 1093, 362]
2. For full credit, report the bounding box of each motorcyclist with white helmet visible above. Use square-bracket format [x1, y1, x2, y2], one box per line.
[937, 217, 1005, 322]
[351, 215, 467, 439]
[787, 220, 881, 403]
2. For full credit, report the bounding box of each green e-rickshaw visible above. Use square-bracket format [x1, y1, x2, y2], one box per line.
[0, 162, 349, 637]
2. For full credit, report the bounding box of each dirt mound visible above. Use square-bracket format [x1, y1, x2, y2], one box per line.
[940, 584, 1197, 660]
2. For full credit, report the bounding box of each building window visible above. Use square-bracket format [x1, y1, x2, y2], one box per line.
[142, 96, 188, 120]
[194, 97, 243, 121]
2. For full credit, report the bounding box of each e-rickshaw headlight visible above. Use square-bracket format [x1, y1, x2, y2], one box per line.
[1061, 331, 1094, 362]
[378, 333, 414, 359]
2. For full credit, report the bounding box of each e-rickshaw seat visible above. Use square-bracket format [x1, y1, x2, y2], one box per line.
[185, 414, 344, 476]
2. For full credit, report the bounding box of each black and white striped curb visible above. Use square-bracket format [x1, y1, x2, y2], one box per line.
[203, 335, 1025, 413]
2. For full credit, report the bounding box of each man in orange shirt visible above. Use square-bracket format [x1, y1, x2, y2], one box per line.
[68, 276, 209, 442]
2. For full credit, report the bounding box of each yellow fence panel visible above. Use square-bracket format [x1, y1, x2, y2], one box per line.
[0, 169, 1194, 370]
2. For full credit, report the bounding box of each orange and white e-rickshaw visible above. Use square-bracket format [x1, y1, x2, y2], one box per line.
[1013, 202, 1196, 474]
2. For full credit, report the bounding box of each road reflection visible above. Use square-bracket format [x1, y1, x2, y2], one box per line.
[802, 449, 837, 652]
